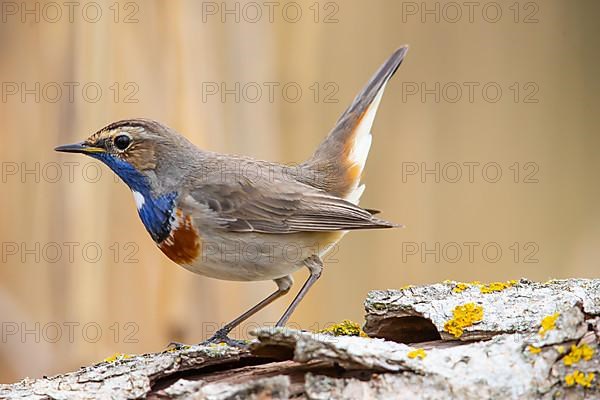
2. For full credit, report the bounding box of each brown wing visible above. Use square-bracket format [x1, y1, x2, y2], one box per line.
[182, 179, 396, 234]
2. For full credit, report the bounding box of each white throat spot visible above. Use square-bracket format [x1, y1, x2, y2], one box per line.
[132, 191, 145, 210]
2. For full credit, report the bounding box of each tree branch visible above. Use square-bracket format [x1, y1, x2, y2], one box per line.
[2, 279, 599, 399]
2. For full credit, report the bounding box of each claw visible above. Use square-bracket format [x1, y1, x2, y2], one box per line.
[164, 341, 190, 352]
[202, 329, 249, 349]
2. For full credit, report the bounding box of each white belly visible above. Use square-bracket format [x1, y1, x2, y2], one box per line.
[176, 230, 345, 282]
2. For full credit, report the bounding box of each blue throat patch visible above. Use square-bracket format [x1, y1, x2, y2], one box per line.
[92, 153, 177, 243]
[137, 192, 178, 243]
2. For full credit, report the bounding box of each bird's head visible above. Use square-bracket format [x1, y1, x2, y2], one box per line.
[55, 119, 197, 242]
[55, 119, 191, 195]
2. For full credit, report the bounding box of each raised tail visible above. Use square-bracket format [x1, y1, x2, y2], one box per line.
[302, 46, 408, 204]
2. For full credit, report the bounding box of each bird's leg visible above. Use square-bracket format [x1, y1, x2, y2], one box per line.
[203, 276, 293, 347]
[276, 255, 323, 327]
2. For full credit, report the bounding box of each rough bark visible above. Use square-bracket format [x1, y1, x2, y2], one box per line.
[364, 278, 600, 342]
[1, 279, 599, 399]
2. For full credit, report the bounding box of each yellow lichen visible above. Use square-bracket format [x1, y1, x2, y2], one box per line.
[479, 280, 518, 294]
[407, 348, 427, 359]
[103, 353, 133, 363]
[447, 280, 518, 294]
[318, 320, 367, 337]
[565, 370, 595, 388]
[444, 303, 484, 338]
[563, 344, 595, 366]
[539, 313, 560, 337]
[452, 282, 470, 293]
[556, 345, 566, 354]
[528, 345, 542, 354]
[209, 342, 230, 348]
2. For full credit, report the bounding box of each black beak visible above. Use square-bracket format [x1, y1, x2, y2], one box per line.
[54, 142, 105, 154]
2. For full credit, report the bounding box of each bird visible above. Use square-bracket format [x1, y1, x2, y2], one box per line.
[55, 46, 408, 346]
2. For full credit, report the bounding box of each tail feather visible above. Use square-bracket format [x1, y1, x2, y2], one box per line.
[303, 46, 408, 204]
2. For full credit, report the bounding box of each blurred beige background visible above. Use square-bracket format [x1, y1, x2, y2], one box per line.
[0, 0, 598, 383]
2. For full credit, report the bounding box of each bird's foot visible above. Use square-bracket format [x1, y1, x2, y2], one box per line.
[164, 341, 192, 352]
[202, 328, 249, 349]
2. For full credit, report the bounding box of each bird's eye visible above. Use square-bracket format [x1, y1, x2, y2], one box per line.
[114, 134, 131, 151]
